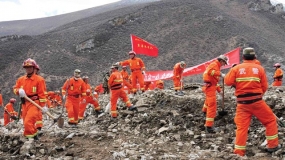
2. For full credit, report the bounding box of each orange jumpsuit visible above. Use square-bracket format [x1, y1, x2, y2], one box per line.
[121, 69, 132, 93]
[202, 60, 222, 127]
[202, 85, 221, 113]
[155, 80, 164, 89]
[173, 62, 184, 91]
[224, 60, 279, 156]
[0, 94, 3, 106]
[47, 91, 56, 108]
[144, 81, 155, 91]
[0, 94, 3, 125]
[13, 73, 47, 138]
[120, 57, 146, 93]
[272, 68, 283, 86]
[4, 102, 17, 126]
[79, 83, 101, 120]
[108, 70, 132, 118]
[54, 94, 62, 106]
[62, 78, 86, 125]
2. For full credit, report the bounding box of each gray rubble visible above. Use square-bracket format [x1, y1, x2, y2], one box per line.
[0, 83, 285, 159]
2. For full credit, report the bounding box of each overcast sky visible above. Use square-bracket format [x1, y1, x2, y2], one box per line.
[0, 0, 121, 22]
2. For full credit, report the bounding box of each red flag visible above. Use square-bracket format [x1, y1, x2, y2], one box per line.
[131, 34, 158, 57]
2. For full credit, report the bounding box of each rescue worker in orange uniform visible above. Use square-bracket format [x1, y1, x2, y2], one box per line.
[155, 80, 164, 89]
[144, 81, 155, 91]
[121, 66, 133, 94]
[78, 76, 102, 121]
[94, 86, 101, 97]
[108, 64, 137, 118]
[47, 91, 56, 108]
[54, 90, 63, 106]
[224, 47, 280, 156]
[0, 89, 3, 125]
[4, 98, 18, 126]
[173, 61, 186, 94]
[0, 89, 3, 107]
[13, 58, 48, 140]
[62, 69, 86, 127]
[118, 51, 146, 94]
[272, 63, 283, 86]
[202, 55, 227, 133]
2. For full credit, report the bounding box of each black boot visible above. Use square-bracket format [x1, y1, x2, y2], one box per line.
[205, 126, 216, 134]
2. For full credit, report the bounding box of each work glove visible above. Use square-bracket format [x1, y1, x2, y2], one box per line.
[42, 106, 49, 113]
[82, 99, 86, 103]
[63, 95, 66, 100]
[19, 88, 26, 98]
[142, 71, 146, 75]
[221, 73, 225, 78]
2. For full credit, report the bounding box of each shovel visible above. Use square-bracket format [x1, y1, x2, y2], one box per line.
[274, 114, 285, 128]
[218, 78, 228, 116]
[24, 95, 64, 128]
[177, 78, 185, 96]
[5, 110, 17, 121]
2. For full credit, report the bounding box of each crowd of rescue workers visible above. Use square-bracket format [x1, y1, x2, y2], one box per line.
[1, 47, 284, 157]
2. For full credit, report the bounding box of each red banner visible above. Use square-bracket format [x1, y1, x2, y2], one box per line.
[131, 34, 159, 57]
[144, 47, 240, 81]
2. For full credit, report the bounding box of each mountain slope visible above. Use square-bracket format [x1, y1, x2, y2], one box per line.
[0, 0, 285, 101]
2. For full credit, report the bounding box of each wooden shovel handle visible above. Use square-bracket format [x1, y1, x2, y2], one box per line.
[24, 95, 56, 119]
[222, 78, 225, 109]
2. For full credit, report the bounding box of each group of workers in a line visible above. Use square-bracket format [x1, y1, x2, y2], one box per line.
[202, 47, 283, 157]
[1, 46, 283, 157]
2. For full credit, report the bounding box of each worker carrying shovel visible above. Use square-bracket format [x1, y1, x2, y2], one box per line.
[224, 47, 280, 156]
[202, 55, 228, 133]
[13, 58, 48, 140]
[3, 98, 18, 126]
[173, 61, 186, 96]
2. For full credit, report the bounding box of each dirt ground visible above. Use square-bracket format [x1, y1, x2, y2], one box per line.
[1, 84, 285, 159]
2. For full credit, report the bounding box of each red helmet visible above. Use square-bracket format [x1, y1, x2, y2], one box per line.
[35, 64, 40, 70]
[128, 51, 136, 55]
[274, 63, 281, 67]
[9, 98, 16, 103]
[22, 58, 36, 68]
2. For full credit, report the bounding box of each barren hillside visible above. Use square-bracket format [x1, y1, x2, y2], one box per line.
[0, 0, 285, 159]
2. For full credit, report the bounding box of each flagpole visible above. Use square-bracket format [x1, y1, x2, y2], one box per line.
[130, 34, 134, 51]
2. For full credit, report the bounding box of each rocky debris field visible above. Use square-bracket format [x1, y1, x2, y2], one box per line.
[1, 84, 285, 160]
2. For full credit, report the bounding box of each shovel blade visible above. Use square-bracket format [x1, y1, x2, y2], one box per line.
[277, 120, 285, 128]
[57, 117, 64, 128]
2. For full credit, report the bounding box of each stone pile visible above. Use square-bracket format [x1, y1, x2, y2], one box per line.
[0, 84, 285, 159]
